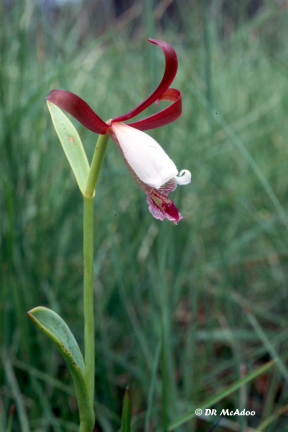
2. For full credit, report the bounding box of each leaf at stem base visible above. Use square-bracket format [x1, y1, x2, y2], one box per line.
[27, 306, 94, 430]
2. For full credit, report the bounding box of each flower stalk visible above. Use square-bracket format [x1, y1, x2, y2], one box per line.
[83, 133, 109, 424]
[85, 133, 110, 197]
[83, 195, 95, 403]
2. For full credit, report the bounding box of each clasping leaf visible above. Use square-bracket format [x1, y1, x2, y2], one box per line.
[47, 101, 91, 196]
[27, 306, 94, 429]
[28, 306, 84, 372]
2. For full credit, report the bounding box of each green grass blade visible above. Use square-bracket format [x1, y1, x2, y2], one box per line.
[121, 388, 131, 432]
[6, 405, 15, 432]
[161, 317, 168, 432]
[168, 361, 274, 430]
[47, 101, 90, 196]
[187, 83, 288, 231]
[1, 351, 30, 432]
[14, 360, 75, 395]
[144, 341, 161, 432]
[256, 403, 288, 431]
[30, 377, 61, 432]
[246, 312, 288, 382]
[0, 399, 6, 432]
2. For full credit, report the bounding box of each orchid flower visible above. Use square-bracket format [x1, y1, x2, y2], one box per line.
[47, 39, 191, 223]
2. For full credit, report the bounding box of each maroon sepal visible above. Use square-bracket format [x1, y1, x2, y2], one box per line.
[126, 88, 182, 131]
[112, 39, 178, 123]
[46, 90, 109, 135]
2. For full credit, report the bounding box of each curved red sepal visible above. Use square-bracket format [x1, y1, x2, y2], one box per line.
[112, 39, 178, 123]
[125, 88, 182, 131]
[46, 90, 109, 135]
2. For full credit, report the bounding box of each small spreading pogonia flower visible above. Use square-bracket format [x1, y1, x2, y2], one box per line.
[47, 39, 191, 223]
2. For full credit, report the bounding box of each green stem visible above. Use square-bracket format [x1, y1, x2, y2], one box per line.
[83, 196, 95, 403]
[85, 133, 109, 197]
[82, 133, 109, 430]
[75, 373, 95, 432]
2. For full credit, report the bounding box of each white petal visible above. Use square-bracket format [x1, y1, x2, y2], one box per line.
[110, 123, 178, 189]
[175, 169, 191, 185]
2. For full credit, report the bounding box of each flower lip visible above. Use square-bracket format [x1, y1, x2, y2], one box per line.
[147, 186, 183, 224]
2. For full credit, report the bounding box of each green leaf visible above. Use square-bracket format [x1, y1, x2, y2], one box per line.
[27, 306, 94, 430]
[28, 306, 84, 371]
[168, 361, 275, 431]
[47, 101, 91, 196]
[121, 388, 131, 432]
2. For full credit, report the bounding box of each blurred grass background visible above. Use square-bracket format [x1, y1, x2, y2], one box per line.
[1, 0, 288, 431]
